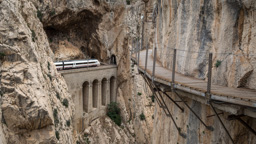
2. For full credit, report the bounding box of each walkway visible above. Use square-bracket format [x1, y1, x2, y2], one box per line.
[133, 49, 256, 108]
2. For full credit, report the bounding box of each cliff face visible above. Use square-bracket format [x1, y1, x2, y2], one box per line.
[147, 0, 256, 143]
[154, 0, 256, 89]
[0, 0, 133, 143]
[0, 0, 74, 143]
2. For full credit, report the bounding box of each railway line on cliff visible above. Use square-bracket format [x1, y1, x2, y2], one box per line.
[131, 48, 256, 143]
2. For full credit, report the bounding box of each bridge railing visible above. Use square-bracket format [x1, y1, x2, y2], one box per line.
[131, 44, 256, 143]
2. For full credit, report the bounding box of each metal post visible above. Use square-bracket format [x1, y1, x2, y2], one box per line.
[172, 49, 177, 90]
[207, 53, 213, 98]
[152, 47, 157, 82]
[141, 20, 144, 51]
[144, 44, 149, 74]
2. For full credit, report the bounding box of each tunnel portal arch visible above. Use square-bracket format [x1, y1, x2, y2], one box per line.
[111, 55, 116, 65]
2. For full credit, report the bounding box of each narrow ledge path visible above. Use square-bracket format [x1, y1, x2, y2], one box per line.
[132, 49, 256, 108]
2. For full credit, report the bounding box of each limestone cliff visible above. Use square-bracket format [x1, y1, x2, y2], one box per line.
[0, 0, 74, 143]
[140, 0, 256, 143]
[154, 0, 256, 89]
[0, 0, 134, 143]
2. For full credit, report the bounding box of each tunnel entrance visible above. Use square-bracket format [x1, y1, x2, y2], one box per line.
[111, 55, 116, 65]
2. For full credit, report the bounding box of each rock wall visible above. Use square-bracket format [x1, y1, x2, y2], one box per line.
[154, 0, 256, 89]
[146, 0, 256, 143]
[0, 0, 74, 143]
[0, 0, 134, 143]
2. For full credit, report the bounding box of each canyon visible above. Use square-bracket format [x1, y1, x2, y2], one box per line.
[0, 0, 255, 144]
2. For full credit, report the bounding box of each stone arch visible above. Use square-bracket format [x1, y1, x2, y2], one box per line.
[111, 55, 116, 65]
[110, 76, 116, 102]
[82, 81, 89, 113]
[101, 78, 107, 106]
[92, 79, 99, 108]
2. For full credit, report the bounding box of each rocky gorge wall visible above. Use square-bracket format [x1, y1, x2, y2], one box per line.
[146, 0, 256, 143]
[154, 0, 256, 89]
[0, 0, 136, 143]
[0, 0, 74, 143]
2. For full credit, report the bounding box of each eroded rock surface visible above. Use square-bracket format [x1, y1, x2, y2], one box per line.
[154, 0, 256, 89]
[0, 0, 74, 143]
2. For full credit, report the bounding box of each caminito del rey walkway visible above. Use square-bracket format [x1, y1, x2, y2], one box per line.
[133, 49, 256, 108]
[132, 48, 256, 143]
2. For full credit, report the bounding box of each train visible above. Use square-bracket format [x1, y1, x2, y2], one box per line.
[54, 59, 100, 70]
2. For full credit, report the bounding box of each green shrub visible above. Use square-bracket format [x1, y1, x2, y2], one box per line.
[0, 90, 3, 97]
[37, 10, 43, 21]
[50, 9, 55, 16]
[53, 109, 59, 125]
[76, 141, 80, 144]
[151, 95, 155, 102]
[48, 61, 51, 71]
[152, 115, 154, 119]
[83, 133, 90, 144]
[55, 131, 60, 140]
[49, 37, 53, 43]
[215, 60, 222, 68]
[31, 30, 36, 42]
[126, 0, 130, 5]
[47, 74, 52, 81]
[66, 120, 70, 127]
[107, 102, 121, 126]
[137, 92, 142, 96]
[139, 112, 146, 121]
[62, 98, 69, 108]
[56, 92, 60, 100]
[0, 52, 6, 60]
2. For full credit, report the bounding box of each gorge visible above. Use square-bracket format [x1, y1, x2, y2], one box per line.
[0, 0, 256, 144]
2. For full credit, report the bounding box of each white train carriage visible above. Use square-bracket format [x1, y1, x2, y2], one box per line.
[54, 59, 100, 70]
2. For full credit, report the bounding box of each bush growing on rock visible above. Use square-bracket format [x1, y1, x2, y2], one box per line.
[62, 98, 69, 108]
[53, 109, 59, 125]
[66, 120, 70, 127]
[107, 102, 121, 126]
[139, 112, 145, 121]
[215, 60, 222, 68]
[55, 131, 60, 140]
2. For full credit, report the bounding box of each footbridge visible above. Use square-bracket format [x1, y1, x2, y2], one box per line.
[60, 64, 117, 133]
[132, 48, 256, 143]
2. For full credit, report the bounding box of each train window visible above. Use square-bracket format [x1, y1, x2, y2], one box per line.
[76, 62, 88, 65]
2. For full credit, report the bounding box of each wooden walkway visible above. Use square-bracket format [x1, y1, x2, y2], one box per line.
[133, 49, 256, 108]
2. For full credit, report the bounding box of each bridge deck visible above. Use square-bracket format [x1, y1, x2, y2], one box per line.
[134, 49, 256, 108]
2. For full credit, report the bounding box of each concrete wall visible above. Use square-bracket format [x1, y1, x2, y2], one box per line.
[60, 65, 117, 133]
